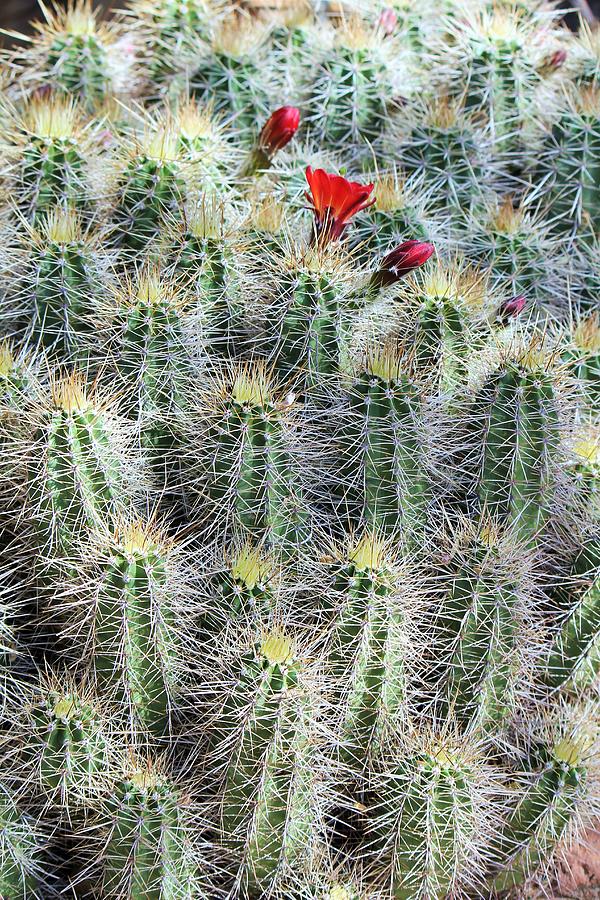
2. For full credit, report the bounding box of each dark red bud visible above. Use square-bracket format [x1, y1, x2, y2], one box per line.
[32, 84, 53, 101]
[373, 240, 434, 288]
[498, 294, 526, 325]
[548, 48, 567, 69]
[258, 106, 301, 157]
[540, 48, 567, 75]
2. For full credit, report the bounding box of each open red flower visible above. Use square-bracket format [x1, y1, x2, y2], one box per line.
[305, 166, 375, 242]
[259, 106, 301, 157]
[372, 240, 435, 288]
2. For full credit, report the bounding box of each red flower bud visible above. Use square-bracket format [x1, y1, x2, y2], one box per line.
[373, 240, 434, 288]
[32, 84, 53, 101]
[540, 48, 567, 75]
[498, 294, 526, 325]
[548, 48, 567, 70]
[258, 106, 301, 157]
[378, 7, 398, 35]
[305, 166, 375, 243]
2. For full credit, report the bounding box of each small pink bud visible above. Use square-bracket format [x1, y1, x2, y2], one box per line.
[373, 240, 434, 288]
[378, 7, 398, 35]
[258, 106, 300, 157]
[98, 128, 116, 150]
[498, 294, 526, 325]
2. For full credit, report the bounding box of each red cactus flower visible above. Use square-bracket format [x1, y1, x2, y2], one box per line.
[373, 240, 435, 288]
[259, 106, 301, 157]
[498, 294, 526, 325]
[305, 166, 375, 242]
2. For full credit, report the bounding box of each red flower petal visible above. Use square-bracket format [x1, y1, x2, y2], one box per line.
[306, 167, 375, 242]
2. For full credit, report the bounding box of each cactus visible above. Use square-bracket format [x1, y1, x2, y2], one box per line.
[565, 312, 600, 405]
[168, 198, 242, 355]
[371, 731, 497, 899]
[322, 532, 414, 762]
[341, 345, 430, 540]
[208, 626, 323, 895]
[11, 207, 105, 359]
[306, 18, 395, 150]
[186, 364, 311, 549]
[399, 96, 489, 215]
[9, 674, 115, 811]
[0, 785, 50, 900]
[407, 259, 490, 395]
[265, 242, 351, 384]
[2, 95, 91, 223]
[97, 267, 200, 469]
[40, 2, 115, 107]
[350, 173, 433, 257]
[545, 84, 600, 237]
[12, 373, 145, 566]
[452, 9, 540, 147]
[477, 344, 563, 547]
[109, 115, 186, 252]
[467, 195, 559, 309]
[493, 705, 600, 892]
[218, 542, 275, 620]
[190, 17, 271, 137]
[101, 758, 208, 898]
[2, 0, 600, 897]
[62, 516, 199, 735]
[432, 519, 532, 731]
[131, 0, 212, 89]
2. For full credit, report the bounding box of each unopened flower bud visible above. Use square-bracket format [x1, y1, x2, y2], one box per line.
[371, 240, 434, 289]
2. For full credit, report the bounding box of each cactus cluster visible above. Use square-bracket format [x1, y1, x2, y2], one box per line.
[1, 0, 600, 897]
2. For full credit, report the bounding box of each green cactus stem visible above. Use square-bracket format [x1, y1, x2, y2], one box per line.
[23, 374, 141, 560]
[191, 365, 309, 549]
[83, 518, 192, 735]
[401, 96, 487, 214]
[324, 533, 410, 762]
[168, 199, 241, 356]
[0, 786, 48, 900]
[411, 262, 488, 395]
[307, 19, 392, 148]
[478, 347, 561, 547]
[350, 173, 431, 257]
[434, 521, 523, 731]
[493, 721, 595, 891]
[546, 85, 600, 237]
[102, 762, 206, 899]
[373, 735, 493, 900]
[214, 628, 320, 895]
[25, 207, 99, 358]
[9, 96, 89, 222]
[268, 244, 350, 385]
[21, 679, 112, 808]
[190, 18, 271, 137]
[343, 346, 429, 541]
[113, 123, 187, 251]
[544, 536, 600, 690]
[42, 1, 113, 107]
